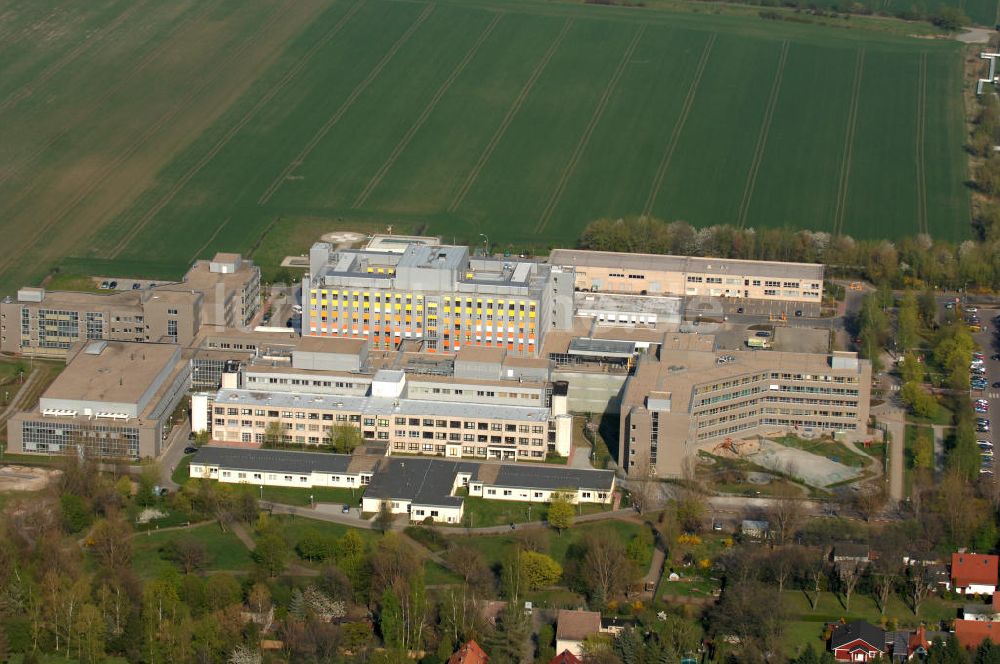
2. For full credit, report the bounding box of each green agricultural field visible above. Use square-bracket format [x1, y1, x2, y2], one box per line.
[0, 0, 971, 295]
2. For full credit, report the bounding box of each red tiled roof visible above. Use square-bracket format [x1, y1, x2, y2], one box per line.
[952, 553, 999, 588]
[908, 626, 929, 655]
[448, 641, 488, 664]
[549, 651, 582, 664]
[956, 620, 1000, 649]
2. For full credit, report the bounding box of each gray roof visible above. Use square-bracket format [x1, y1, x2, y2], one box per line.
[214, 388, 551, 422]
[549, 249, 824, 281]
[364, 457, 478, 508]
[830, 622, 885, 651]
[191, 446, 354, 475]
[488, 464, 615, 492]
[568, 337, 637, 359]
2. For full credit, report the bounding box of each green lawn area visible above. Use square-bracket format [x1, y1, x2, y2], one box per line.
[456, 495, 610, 528]
[781, 589, 962, 657]
[771, 435, 871, 468]
[172, 454, 193, 486]
[906, 399, 955, 426]
[130, 522, 254, 579]
[425, 559, 463, 586]
[453, 519, 647, 569]
[260, 484, 363, 507]
[42, 273, 104, 293]
[274, 514, 379, 550]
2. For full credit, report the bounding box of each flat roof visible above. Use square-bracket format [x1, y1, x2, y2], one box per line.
[568, 338, 636, 358]
[44, 341, 179, 405]
[214, 389, 551, 422]
[191, 446, 355, 475]
[365, 457, 477, 507]
[575, 291, 683, 316]
[295, 336, 368, 355]
[488, 464, 615, 492]
[550, 249, 825, 281]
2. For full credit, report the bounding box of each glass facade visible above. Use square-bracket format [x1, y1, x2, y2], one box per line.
[21, 420, 140, 458]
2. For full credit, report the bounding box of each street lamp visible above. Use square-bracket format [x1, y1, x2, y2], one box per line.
[259, 485, 263, 500]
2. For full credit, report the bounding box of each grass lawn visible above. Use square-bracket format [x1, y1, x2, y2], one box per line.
[273, 514, 379, 550]
[172, 455, 193, 486]
[781, 589, 962, 657]
[0, 0, 970, 296]
[260, 484, 362, 507]
[771, 435, 870, 468]
[130, 522, 254, 579]
[452, 519, 647, 569]
[42, 273, 104, 293]
[425, 559, 463, 586]
[456, 495, 610, 528]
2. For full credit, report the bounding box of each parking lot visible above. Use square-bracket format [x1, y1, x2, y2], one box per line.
[957, 303, 998, 475]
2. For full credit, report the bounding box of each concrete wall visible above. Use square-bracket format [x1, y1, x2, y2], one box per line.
[552, 370, 627, 415]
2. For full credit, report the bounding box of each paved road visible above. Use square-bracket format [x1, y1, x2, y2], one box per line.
[159, 420, 191, 490]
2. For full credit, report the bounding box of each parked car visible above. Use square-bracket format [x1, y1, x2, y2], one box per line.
[736, 307, 744, 314]
[342, 504, 350, 514]
[183, 446, 198, 454]
[108, 281, 118, 289]
[974, 352, 986, 360]
[968, 306, 980, 313]
[755, 331, 771, 338]
[131, 282, 140, 290]
[945, 302, 955, 309]
[794, 310, 803, 317]
[99, 281, 109, 289]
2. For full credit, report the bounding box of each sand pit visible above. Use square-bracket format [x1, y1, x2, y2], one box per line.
[320, 231, 365, 245]
[0, 465, 61, 492]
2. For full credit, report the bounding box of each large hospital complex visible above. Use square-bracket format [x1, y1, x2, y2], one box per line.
[0, 235, 874, 520]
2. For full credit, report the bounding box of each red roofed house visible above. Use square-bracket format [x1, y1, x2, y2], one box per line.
[956, 620, 1000, 650]
[548, 651, 582, 664]
[907, 626, 930, 659]
[951, 553, 999, 596]
[830, 621, 885, 662]
[448, 641, 488, 664]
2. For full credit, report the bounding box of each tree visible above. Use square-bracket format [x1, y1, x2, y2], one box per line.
[518, 551, 562, 590]
[768, 481, 805, 544]
[838, 562, 862, 611]
[375, 500, 396, 534]
[896, 292, 920, 353]
[165, 536, 210, 574]
[913, 428, 935, 470]
[855, 484, 887, 522]
[254, 531, 288, 577]
[949, 414, 982, 481]
[906, 563, 933, 616]
[446, 544, 493, 593]
[59, 495, 91, 534]
[765, 546, 806, 594]
[709, 581, 787, 659]
[485, 606, 531, 664]
[581, 531, 638, 605]
[327, 424, 363, 454]
[546, 493, 575, 532]
[931, 5, 968, 29]
[89, 515, 132, 572]
[264, 421, 284, 447]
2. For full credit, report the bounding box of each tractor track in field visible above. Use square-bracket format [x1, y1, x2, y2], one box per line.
[535, 23, 646, 234]
[642, 32, 716, 218]
[352, 11, 504, 209]
[0, 6, 61, 48]
[833, 48, 865, 237]
[915, 52, 928, 236]
[735, 40, 789, 230]
[0, 1, 293, 277]
[0, 0, 146, 115]
[189, 217, 233, 264]
[0, 0, 218, 189]
[104, 0, 369, 259]
[257, 2, 436, 207]
[447, 18, 574, 213]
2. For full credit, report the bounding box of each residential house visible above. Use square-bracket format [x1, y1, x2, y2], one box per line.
[556, 610, 602, 657]
[887, 626, 931, 662]
[447, 641, 488, 664]
[951, 553, 999, 596]
[830, 621, 886, 663]
[956, 620, 1000, 650]
[548, 652, 582, 664]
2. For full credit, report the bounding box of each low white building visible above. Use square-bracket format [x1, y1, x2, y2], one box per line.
[189, 447, 375, 489]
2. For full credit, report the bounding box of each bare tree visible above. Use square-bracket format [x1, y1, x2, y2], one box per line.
[807, 559, 828, 611]
[767, 546, 804, 594]
[768, 481, 805, 545]
[906, 563, 933, 616]
[855, 484, 887, 522]
[838, 562, 862, 611]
